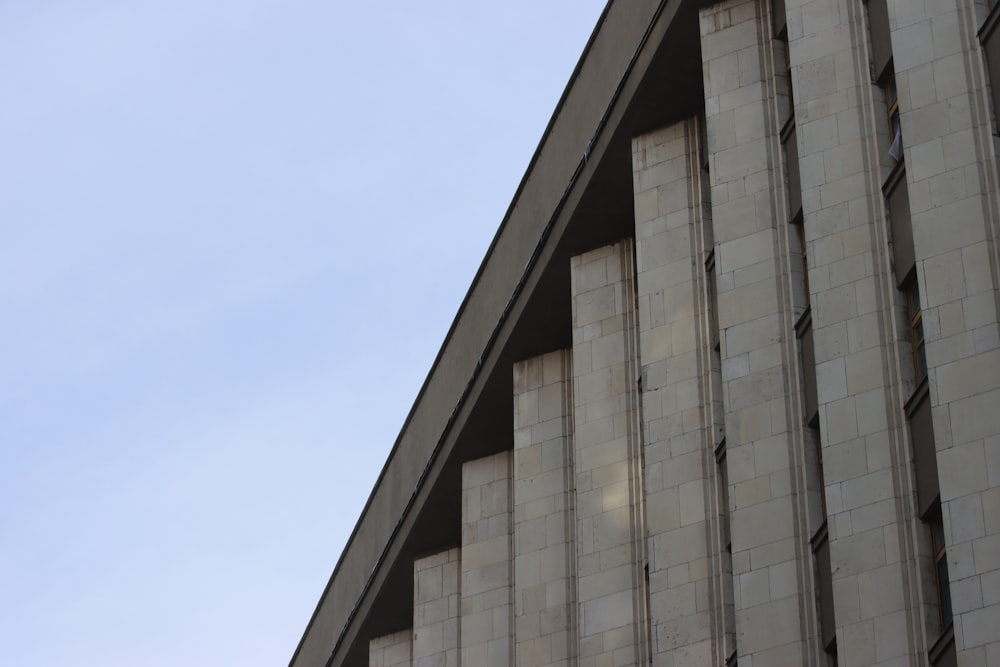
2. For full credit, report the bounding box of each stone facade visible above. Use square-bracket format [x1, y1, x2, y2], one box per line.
[369, 631, 412, 667]
[461, 453, 513, 667]
[295, 1, 1000, 665]
[513, 351, 577, 667]
[413, 549, 461, 667]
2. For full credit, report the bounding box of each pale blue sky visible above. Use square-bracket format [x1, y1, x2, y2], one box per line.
[0, 2, 606, 665]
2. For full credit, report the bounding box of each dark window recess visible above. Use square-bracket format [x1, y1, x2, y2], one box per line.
[980, 1, 1000, 133]
[812, 423, 828, 519]
[907, 280, 928, 384]
[903, 326, 953, 665]
[773, 19, 794, 125]
[884, 72, 903, 164]
[716, 440, 732, 552]
[782, 120, 802, 221]
[707, 250, 721, 353]
[812, 525, 837, 660]
[927, 503, 953, 630]
[700, 159, 713, 229]
[929, 624, 957, 667]
[925, 501, 956, 666]
[716, 438, 737, 665]
[884, 165, 915, 285]
[866, 0, 893, 81]
[797, 310, 819, 426]
[792, 214, 811, 312]
[826, 640, 839, 666]
[907, 383, 938, 519]
[700, 114, 711, 174]
[773, 0, 787, 39]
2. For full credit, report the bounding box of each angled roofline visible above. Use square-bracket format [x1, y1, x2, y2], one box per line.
[288, 1, 684, 663]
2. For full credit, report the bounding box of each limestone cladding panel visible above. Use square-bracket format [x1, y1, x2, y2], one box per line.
[570, 240, 650, 667]
[700, 0, 816, 663]
[461, 452, 513, 667]
[413, 548, 461, 667]
[885, 0, 1000, 660]
[632, 119, 720, 665]
[782, 0, 946, 663]
[513, 350, 577, 667]
[369, 630, 413, 667]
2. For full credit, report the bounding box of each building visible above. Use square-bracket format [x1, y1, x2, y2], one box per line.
[291, 0, 1000, 665]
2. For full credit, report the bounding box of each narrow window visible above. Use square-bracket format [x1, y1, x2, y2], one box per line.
[716, 440, 732, 554]
[812, 523, 838, 665]
[927, 504, 952, 630]
[772, 0, 787, 40]
[907, 368, 955, 666]
[782, 124, 803, 222]
[772, 7, 794, 127]
[706, 249, 725, 443]
[908, 386, 938, 517]
[884, 72, 902, 164]
[865, 0, 893, 82]
[707, 251, 721, 354]
[795, 218, 810, 303]
[884, 167, 915, 284]
[906, 280, 927, 384]
[716, 439, 736, 667]
[978, 0, 1000, 136]
[925, 500, 956, 667]
[804, 398, 835, 664]
[787, 213, 810, 324]
[798, 313, 819, 426]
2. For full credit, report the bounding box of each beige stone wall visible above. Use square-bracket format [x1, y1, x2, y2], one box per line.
[512, 350, 577, 667]
[369, 630, 412, 667]
[781, 0, 933, 663]
[889, 0, 1000, 665]
[460, 453, 513, 667]
[413, 549, 460, 667]
[699, 0, 818, 663]
[632, 119, 725, 665]
[886, 1, 1000, 662]
[570, 241, 650, 667]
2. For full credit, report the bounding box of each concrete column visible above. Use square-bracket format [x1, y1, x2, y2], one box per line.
[632, 119, 721, 665]
[512, 350, 576, 667]
[887, 1, 1000, 661]
[460, 452, 513, 667]
[413, 548, 461, 667]
[370, 630, 412, 667]
[570, 240, 649, 667]
[699, 1, 813, 663]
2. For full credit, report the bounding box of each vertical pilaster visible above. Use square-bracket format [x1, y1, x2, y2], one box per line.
[370, 630, 413, 667]
[781, 0, 930, 663]
[699, 0, 812, 663]
[413, 549, 461, 667]
[888, 1, 1000, 661]
[513, 350, 576, 667]
[632, 119, 719, 665]
[460, 452, 513, 667]
[570, 241, 649, 667]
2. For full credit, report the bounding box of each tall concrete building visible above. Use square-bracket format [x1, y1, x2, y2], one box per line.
[292, 1, 1000, 665]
